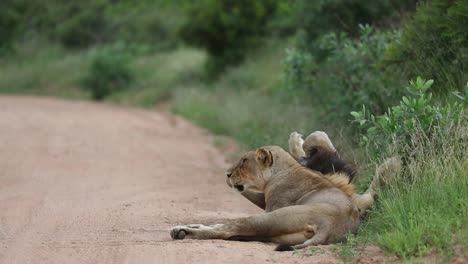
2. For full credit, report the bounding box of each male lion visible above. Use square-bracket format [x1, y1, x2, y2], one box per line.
[169, 131, 400, 250]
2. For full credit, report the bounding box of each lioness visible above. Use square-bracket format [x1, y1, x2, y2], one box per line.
[170, 131, 400, 250]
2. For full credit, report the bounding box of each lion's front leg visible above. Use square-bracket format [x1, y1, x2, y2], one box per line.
[170, 224, 231, 240]
[169, 215, 275, 241]
[288, 132, 306, 160]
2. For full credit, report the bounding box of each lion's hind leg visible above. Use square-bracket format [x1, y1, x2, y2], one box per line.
[353, 157, 402, 214]
[303, 131, 336, 154]
[274, 226, 329, 251]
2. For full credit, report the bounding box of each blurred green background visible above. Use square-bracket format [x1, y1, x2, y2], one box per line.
[1, 0, 467, 260]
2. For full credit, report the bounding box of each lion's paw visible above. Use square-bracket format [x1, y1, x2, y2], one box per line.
[170, 224, 207, 240]
[170, 226, 189, 240]
[289, 132, 306, 159]
[289, 132, 304, 143]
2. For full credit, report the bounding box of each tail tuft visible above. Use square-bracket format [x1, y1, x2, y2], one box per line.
[275, 244, 294, 251]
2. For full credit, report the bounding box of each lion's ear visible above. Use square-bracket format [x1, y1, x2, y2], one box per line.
[255, 148, 273, 168]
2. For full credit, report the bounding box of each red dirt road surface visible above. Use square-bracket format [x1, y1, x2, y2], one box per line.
[0, 96, 339, 264]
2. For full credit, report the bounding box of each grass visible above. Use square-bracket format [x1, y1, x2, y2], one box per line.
[358, 117, 468, 259]
[0, 40, 205, 105]
[172, 40, 356, 151]
[108, 47, 206, 107]
[0, 42, 91, 99]
[173, 87, 316, 149]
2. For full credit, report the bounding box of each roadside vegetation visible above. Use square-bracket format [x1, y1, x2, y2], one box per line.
[1, 0, 466, 261]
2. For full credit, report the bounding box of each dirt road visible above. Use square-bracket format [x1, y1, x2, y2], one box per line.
[0, 96, 340, 264]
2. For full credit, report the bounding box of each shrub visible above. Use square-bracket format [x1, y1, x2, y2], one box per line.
[283, 26, 403, 130]
[352, 77, 467, 257]
[52, 1, 109, 49]
[0, 0, 21, 52]
[81, 44, 135, 100]
[351, 77, 467, 155]
[384, 0, 468, 94]
[359, 122, 467, 257]
[2, 0, 184, 50]
[293, 0, 417, 60]
[106, 1, 185, 51]
[179, 0, 285, 77]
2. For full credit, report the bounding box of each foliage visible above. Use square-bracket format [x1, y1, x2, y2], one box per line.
[352, 77, 467, 258]
[351, 77, 467, 154]
[81, 44, 135, 100]
[173, 87, 317, 150]
[358, 114, 467, 258]
[179, 0, 288, 77]
[0, 0, 22, 52]
[332, 233, 359, 263]
[0, 0, 185, 50]
[105, 0, 185, 51]
[52, 1, 109, 48]
[384, 0, 468, 93]
[283, 25, 403, 129]
[108, 47, 206, 107]
[293, 0, 417, 60]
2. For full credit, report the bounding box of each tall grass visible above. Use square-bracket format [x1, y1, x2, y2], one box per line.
[0, 41, 205, 105]
[108, 47, 206, 107]
[172, 41, 327, 150]
[0, 42, 91, 99]
[173, 87, 317, 149]
[359, 114, 468, 258]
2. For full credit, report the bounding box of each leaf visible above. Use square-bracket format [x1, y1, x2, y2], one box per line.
[402, 96, 411, 106]
[350, 111, 361, 118]
[416, 76, 424, 88]
[422, 79, 434, 92]
[453, 91, 464, 100]
[406, 86, 420, 96]
[367, 127, 377, 135]
[418, 97, 425, 108]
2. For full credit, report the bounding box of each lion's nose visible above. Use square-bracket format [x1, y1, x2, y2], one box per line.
[227, 172, 232, 178]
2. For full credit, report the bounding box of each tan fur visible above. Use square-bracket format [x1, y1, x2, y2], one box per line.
[303, 131, 336, 153]
[324, 174, 355, 197]
[289, 131, 400, 214]
[170, 131, 401, 250]
[170, 146, 374, 249]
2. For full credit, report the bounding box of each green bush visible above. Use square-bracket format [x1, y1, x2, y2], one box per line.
[0, 0, 21, 52]
[52, 1, 109, 49]
[106, 0, 185, 51]
[179, 0, 286, 77]
[293, 0, 417, 60]
[283, 26, 403, 130]
[0, 0, 186, 51]
[351, 77, 467, 258]
[360, 131, 467, 257]
[81, 44, 135, 100]
[384, 0, 468, 94]
[351, 77, 467, 155]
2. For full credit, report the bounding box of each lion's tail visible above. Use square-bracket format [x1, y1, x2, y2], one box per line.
[325, 173, 355, 197]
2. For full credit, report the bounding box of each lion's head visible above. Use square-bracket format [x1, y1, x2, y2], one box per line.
[226, 146, 291, 193]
